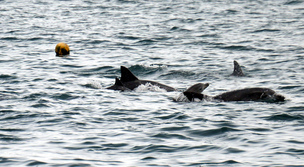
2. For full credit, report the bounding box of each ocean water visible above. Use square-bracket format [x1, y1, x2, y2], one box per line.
[1, 0, 304, 166]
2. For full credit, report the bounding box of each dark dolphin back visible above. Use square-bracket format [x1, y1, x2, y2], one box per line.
[231, 60, 244, 76]
[214, 88, 285, 102]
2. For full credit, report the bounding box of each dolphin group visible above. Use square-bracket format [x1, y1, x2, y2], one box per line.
[107, 61, 286, 102]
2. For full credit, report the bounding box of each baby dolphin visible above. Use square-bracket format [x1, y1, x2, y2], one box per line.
[107, 66, 176, 92]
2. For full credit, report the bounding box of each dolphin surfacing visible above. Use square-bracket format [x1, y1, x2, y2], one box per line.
[231, 60, 244, 76]
[175, 83, 285, 102]
[107, 66, 176, 92]
[214, 88, 285, 102]
[174, 83, 210, 102]
[107, 77, 131, 91]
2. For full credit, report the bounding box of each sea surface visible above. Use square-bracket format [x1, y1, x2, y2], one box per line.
[1, 0, 304, 166]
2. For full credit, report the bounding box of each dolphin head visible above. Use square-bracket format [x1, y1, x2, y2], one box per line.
[231, 60, 244, 76]
[274, 94, 285, 102]
[259, 89, 285, 102]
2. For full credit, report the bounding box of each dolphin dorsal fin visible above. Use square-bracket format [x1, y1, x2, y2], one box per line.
[231, 60, 244, 76]
[185, 83, 209, 93]
[120, 66, 139, 82]
[114, 77, 124, 86]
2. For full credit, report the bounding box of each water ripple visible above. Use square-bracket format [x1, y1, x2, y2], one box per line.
[189, 127, 241, 137]
[264, 113, 304, 122]
[132, 144, 187, 154]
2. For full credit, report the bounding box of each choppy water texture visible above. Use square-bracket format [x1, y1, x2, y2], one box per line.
[1, 0, 304, 166]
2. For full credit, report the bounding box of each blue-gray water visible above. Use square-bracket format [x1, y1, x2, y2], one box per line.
[1, 0, 304, 166]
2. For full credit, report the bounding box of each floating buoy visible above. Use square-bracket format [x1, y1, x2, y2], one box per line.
[55, 43, 70, 57]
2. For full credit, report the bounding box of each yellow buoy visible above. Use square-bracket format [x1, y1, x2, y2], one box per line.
[55, 43, 70, 57]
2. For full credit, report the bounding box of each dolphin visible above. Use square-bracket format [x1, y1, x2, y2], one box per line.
[107, 66, 176, 91]
[175, 83, 285, 102]
[213, 88, 285, 102]
[107, 77, 131, 91]
[175, 83, 210, 102]
[231, 60, 244, 76]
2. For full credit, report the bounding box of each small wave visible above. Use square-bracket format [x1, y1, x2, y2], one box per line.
[160, 70, 196, 80]
[0, 134, 24, 142]
[128, 64, 166, 76]
[0, 109, 16, 114]
[225, 9, 238, 14]
[155, 112, 189, 120]
[284, 0, 303, 5]
[134, 83, 167, 92]
[280, 85, 301, 90]
[117, 35, 141, 40]
[27, 37, 43, 41]
[160, 126, 190, 131]
[1, 113, 39, 121]
[61, 64, 84, 68]
[218, 45, 254, 51]
[247, 128, 271, 132]
[60, 65, 114, 76]
[135, 39, 157, 45]
[0, 37, 18, 41]
[286, 106, 304, 112]
[117, 0, 137, 4]
[37, 118, 65, 124]
[30, 103, 50, 108]
[102, 143, 128, 149]
[26, 160, 47, 166]
[252, 29, 281, 33]
[286, 148, 304, 154]
[0, 74, 17, 80]
[189, 127, 240, 137]
[51, 93, 80, 100]
[190, 160, 240, 166]
[286, 140, 304, 144]
[141, 156, 156, 160]
[103, 111, 129, 116]
[0, 93, 18, 101]
[152, 132, 192, 140]
[170, 26, 192, 32]
[71, 66, 115, 77]
[186, 144, 220, 152]
[23, 93, 47, 101]
[0, 128, 25, 132]
[0, 157, 17, 165]
[82, 81, 102, 89]
[132, 144, 186, 153]
[87, 39, 109, 44]
[224, 147, 245, 153]
[87, 143, 129, 151]
[265, 113, 304, 121]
